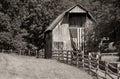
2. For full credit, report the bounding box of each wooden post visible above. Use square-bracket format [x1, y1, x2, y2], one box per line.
[39, 50, 41, 57]
[2, 49, 4, 53]
[98, 52, 101, 60]
[76, 52, 79, 67]
[38, 50, 40, 58]
[43, 49, 45, 57]
[105, 62, 108, 79]
[28, 50, 30, 56]
[39, 50, 40, 57]
[58, 51, 60, 61]
[82, 51, 84, 69]
[41, 50, 43, 58]
[60, 50, 62, 61]
[71, 51, 73, 65]
[66, 51, 68, 63]
[117, 64, 120, 79]
[36, 50, 38, 58]
[62, 50, 64, 61]
[88, 53, 91, 73]
[59, 50, 62, 61]
[22, 50, 24, 55]
[19, 50, 22, 55]
[41, 50, 43, 57]
[96, 53, 99, 76]
[10, 49, 12, 54]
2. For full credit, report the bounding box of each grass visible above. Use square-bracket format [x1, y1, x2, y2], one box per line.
[101, 55, 119, 62]
[0, 53, 94, 79]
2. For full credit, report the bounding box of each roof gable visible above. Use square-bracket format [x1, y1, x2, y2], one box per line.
[45, 4, 96, 32]
[69, 6, 86, 13]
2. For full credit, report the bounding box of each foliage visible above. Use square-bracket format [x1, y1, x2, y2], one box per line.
[0, 0, 120, 51]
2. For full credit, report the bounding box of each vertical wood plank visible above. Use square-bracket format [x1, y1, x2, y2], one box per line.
[66, 51, 68, 63]
[71, 51, 73, 65]
[28, 50, 30, 56]
[96, 53, 99, 76]
[62, 50, 64, 62]
[58, 51, 60, 61]
[19, 50, 21, 55]
[76, 52, 79, 67]
[10, 49, 12, 54]
[36, 50, 38, 58]
[2, 49, 4, 53]
[117, 64, 120, 79]
[82, 51, 84, 69]
[105, 62, 108, 79]
[39, 50, 41, 57]
[88, 53, 91, 73]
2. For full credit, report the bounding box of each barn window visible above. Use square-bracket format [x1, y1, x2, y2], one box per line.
[53, 42, 64, 50]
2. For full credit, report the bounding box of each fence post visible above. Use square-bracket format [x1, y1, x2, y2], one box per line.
[82, 51, 84, 69]
[38, 50, 39, 58]
[41, 50, 44, 58]
[10, 49, 12, 54]
[36, 50, 38, 58]
[71, 51, 73, 65]
[105, 62, 108, 79]
[117, 64, 120, 79]
[28, 50, 30, 56]
[76, 52, 79, 67]
[39, 50, 41, 57]
[96, 53, 99, 76]
[2, 49, 4, 53]
[66, 51, 69, 64]
[88, 53, 91, 73]
[22, 50, 25, 55]
[19, 50, 21, 55]
[58, 51, 60, 61]
[62, 51, 64, 62]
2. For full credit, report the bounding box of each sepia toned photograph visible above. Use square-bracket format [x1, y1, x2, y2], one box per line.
[0, 0, 120, 79]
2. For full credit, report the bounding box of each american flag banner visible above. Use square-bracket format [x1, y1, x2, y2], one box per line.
[69, 27, 84, 50]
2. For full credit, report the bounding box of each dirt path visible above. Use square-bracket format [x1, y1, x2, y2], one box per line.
[0, 53, 94, 79]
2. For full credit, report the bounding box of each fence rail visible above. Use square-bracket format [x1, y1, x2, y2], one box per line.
[101, 53, 118, 56]
[0, 49, 120, 79]
[52, 50, 120, 79]
[0, 49, 45, 58]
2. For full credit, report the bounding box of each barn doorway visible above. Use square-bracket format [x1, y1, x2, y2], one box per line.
[69, 13, 86, 27]
[69, 13, 86, 50]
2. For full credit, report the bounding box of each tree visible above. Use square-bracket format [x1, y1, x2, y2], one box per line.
[0, 0, 120, 52]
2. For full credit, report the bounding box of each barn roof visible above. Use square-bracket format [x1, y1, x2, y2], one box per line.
[45, 4, 96, 32]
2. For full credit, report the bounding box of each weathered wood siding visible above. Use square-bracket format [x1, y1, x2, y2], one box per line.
[52, 14, 95, 51]
[52, 15, 72, 50]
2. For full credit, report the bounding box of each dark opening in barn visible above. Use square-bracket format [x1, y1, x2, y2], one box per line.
[69, 13, 86, 50]
[69, 13, 86, 27]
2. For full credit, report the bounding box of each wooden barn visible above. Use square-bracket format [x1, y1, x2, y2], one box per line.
[44, 4, 96, 58]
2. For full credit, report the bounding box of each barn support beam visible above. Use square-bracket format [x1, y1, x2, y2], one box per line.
[44, 31, 52, 59]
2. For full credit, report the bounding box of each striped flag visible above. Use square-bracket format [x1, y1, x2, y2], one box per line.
[69, 27, 84, 50]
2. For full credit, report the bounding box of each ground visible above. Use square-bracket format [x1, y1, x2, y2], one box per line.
[0, 53, 94, 79]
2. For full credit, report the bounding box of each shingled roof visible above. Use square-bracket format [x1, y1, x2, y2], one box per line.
[45, 4, 96, 32]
